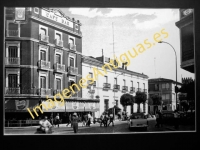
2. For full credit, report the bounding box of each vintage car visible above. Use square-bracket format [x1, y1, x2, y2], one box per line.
[128, 113, 148, 131]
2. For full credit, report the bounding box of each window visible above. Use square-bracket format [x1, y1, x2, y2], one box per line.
[40, 28, 46, 36]
[137, 82, 139, 88]
[105, 76, 108, 83]
[8, 46, 18, 58]
[69, 57, 74, 67]
[123, 79, 126, 86]
[131, 81, 133, 87]
[89, 72, 93, 78]
[104, 99, 109, 111]
[114, 78, 117, 85]
[40, 50, 46, 61]
[69, 38, 74, 45]
[166, 83, 169, 89]
[55, 33, 61, 40]
[7, 20, 20, 37]
[8, 74, 18, 88]
[34, 7, 39, 14]
[40, 76, 46, 88]
[55, 54, 61, 64]
[39, 25, 48, 41]
[143, 83, 145, 89]
[115, 100, 118, 107]
[162, 83, 166, 89]
[56, 78, 61, 90]
[166, 94, 170, 100]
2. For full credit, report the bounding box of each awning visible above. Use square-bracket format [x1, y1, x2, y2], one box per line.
[41, 101, 99, 112]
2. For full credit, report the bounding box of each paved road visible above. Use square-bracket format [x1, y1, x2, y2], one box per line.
[5, 120, 171, 135]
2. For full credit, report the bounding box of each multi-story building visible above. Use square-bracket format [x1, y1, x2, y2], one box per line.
[4, 7, 92, 121]
[175, 9, 194, 73]
[82, 55, 149, 118]
[148, 78, 182, 112]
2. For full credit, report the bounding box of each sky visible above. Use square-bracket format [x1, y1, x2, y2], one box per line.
[59, 8, 194, 82]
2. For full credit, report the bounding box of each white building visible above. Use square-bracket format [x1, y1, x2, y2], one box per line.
[82, 55, 149, 118]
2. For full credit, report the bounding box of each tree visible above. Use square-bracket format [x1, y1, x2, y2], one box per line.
[120, 93, 135, 112]
[148, 97, 153, 105]
[150, 94, 162, 114]
[135, 91, 147, 113]
[180, 100, 189, 112]
[151, 94, 162, 106]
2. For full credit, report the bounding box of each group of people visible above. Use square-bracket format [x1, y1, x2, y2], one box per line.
[100, 112, 114, 127]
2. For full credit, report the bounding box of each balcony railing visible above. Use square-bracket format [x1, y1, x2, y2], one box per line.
[137, 88, 142, 92]
[39, 34, 49, 43]
[69, 43, 76, 51]
[37, 88, 51, 96]
[53, 89, 62, 95]
[113, 84, 120, 92]
[5, 87, 20, 94]
[103, 83, 111, 90]
[88, 89, 95, 94]
[54, 39, 63, 47]
[54, 63, 65, 72]
[68, 66, 78, 75]
[122, 86, 128, 93]
[5, 57, 20, 65]
[130, 87, 135, 94]
[7, 30, 19, 37]
[38, 60, 51, 70]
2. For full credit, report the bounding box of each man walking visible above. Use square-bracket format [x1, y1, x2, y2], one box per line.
[108, 113, 114, 126]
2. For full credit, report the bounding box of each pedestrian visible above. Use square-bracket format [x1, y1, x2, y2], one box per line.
[50, 114, 54, 127]
[104, 113, 109, 127]
[38, 116, 53, 133]
[158, 110, 163, 127]
[66, 113, 70, 127]
[72, 113, 79, 133]
[108, 113, 114, 126]
[174, 110, 180, 129]
[100, 113, 105, 127]
[118, 112, 121, 121]
[155, 111, 160, 128]
[55, 113, 60, 128]
[87, 112, 92, 127]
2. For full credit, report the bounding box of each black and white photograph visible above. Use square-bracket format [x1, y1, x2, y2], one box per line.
[3, 7, 196, 135]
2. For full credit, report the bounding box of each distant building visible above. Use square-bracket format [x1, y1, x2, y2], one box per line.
[82, 55, 149, 118]
[175, 9, 194, 73]
[4, 7, 87, 120]
[148, 78, 182, 112]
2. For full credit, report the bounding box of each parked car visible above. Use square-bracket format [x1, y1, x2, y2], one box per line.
[128, 113, 148, 131]
[161, 111, 174, 125]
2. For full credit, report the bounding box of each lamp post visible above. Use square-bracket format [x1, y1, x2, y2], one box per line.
[113, 72, 124, 120]
[158, 41, 178, 110]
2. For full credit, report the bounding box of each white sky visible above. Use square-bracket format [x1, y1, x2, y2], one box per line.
[60, 8, 194, 82]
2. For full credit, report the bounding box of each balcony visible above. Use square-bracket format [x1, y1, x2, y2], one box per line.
[5, 57, 20, 66]
[68, 66, 78, 75]
[37, 88, 51, 96]
[7, 30, 19, 37]
[38, 60, 51, 70]
[122, 86, 128, 93]
[103, 83, 111, 90]
[54, 39, 63, 47]
[129, 87, 135, 94]
[54, 63, 65, 72]
[53, 89, 62, 95]
[88, 89, 95, 94]
[5, 87, 20, 94]
[39, 34, 49, 43]
[113, 84, 120, 92]
[68, 43, 76, 51]
[137, 88, 142, 92]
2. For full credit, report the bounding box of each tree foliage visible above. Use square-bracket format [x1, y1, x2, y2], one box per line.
[181, 100, 189, 112]
[135, 91, 147, 113]
[150, 94, 162, 105]
[120, 93, 135, 108]
[148, 97, 153, 105]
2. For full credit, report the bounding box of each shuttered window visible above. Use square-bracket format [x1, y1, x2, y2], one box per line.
[40, 76, 46, 88]
[8, 46, 18, 57]
[8, 74, 18, 88]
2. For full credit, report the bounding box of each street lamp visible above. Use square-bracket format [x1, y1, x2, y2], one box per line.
[158, 41, 178, 110]
[113, 72, 124, 120]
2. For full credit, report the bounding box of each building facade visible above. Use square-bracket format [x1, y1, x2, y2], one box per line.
[175, 9, 194, 73]
[148, 78, 182, 112]
[82, 55, 149, 118]
[4, 7, 98, 121]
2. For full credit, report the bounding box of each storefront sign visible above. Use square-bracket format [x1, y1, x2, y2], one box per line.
[41, 9, 74, 28]
[72, 102, 79, 110]
[89, 103, 96, 109]
[15, 8, 26, 21]
[15, 100, 29, 110]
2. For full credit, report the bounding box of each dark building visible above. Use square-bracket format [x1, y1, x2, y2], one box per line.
[4, 7, 85, 122]
[175, 9, 194, 73]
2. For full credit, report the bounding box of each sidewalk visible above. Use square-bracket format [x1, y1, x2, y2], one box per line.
[164, 124, 195, 131]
